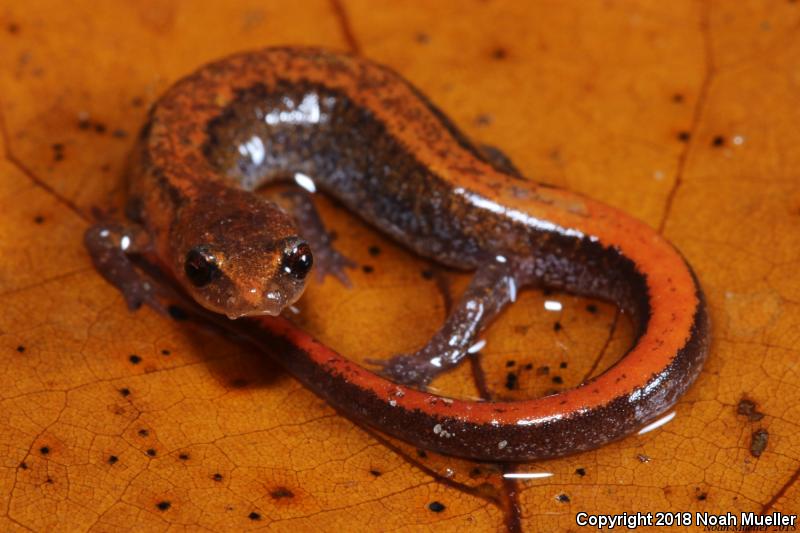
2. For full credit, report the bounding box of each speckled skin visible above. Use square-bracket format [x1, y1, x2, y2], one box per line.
[86, 47, 709, 461]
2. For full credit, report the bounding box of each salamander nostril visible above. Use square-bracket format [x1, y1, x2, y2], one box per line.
[281, 241, 313, 280]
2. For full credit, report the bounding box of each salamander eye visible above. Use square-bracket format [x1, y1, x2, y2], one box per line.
[281, 241, 313, 280]
[184, 247, 220, 287]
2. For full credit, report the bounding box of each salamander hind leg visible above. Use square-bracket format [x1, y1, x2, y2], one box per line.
[280, 189, 356, 287]
[370, 258, 527, 388]
[84, 222, 162, 312]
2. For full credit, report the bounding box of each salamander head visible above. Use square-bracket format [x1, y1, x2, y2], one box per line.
[174, 195, 313, 319]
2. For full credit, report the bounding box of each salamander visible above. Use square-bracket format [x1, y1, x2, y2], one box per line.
[85, 46, 709, 461]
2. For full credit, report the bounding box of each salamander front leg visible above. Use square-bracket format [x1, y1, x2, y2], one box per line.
[280, 189, 356, 287]
[372, 258, 527, 388]
[84, 223, 163, 312]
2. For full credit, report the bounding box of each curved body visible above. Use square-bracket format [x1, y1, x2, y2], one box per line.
[104, 47, 708, 461]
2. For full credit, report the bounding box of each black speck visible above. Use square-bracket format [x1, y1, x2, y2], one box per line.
[137, 429, 149, 437]
[428, 501, 446, 513]
[212, 473, 223, 482]
[677, 131, 691, 142]
[46, 477, 53, 484]
[750, 428, 769, 458]
[40, 446, 50, 455]
[367, 245, 381, 256]
[737, 398, 765, 422]
[416, 449, 427, 458]
[19, 462, 28, 470]
[178, 453, 189, 461]
[33, 215, 45, 224]
[108, 455, 119, 465]
[161, 349, 171, 356]
[552, 376, 564, 384]
[553, 321, 562, 332]
[505, 360, 515, 368]
[270, 487, 294, 499]
[128, 354, 141, 364]
[167, 305, 189, 321]
[672, 93, 684, 103]
[697, 492, 707, 501]
[248, 512, 262, 521]
[16, 345, 25, 353]
[586, 304, 598, 314]
[575, 468, 586, 477]
[94, 123, 107, 134]
[414, 32, 430, 44]
[559, 361, 568, 369]
[156, 501, 171, 511]
[119, 387, 131, 397]
[361, 264, 374, 274]
[369, 469, 381, 477]
[556, 494, 570, 503]
[524, 363, 533, 370]
[474, 113, 493, 127]
[712, 135, 725, 147]
[146, 448, 157, 457]
[421, 269, 434, 280]
[491, 46, 508, 60]
[505, 372, 518, 390]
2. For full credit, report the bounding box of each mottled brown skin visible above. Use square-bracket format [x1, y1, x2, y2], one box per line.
[85, 47, 709, 461]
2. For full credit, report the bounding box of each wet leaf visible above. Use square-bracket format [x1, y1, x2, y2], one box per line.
[1, 1, 798, 531]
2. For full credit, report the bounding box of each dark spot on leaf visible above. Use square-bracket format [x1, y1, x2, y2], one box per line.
[362, 264, 374, 273]
[712, 135, 725, 147]
[474, 113, 493, 126]
[556, 494, 570, 503]
[178, 453, 189, 461]
[505, 360, 515, 368]
[505, 372, 518, 390]
[16, 345, 25, 353]
[248, 512, 261, 521]
[108, 455, 118, 465]
[677, 131, 691, 142]
[575, 468, 586, 477]
[270, 487, 294, 499]
[138, 429, 149, 437]
[428, 501, 446, 513]
[94, 122, 107, 134]
[156, 501, 170, 511]
[7, 23, 20, 34]
[213, 473, 223, 482]
[415, 32, 430, 44]
[737, 397, 765, 422]
[750, 429, 769, 457]
[119, 388, 130, 397]
[33, 215, 44, 224]
[369, 469, 381, 477]
[167, 305, 189, 321]
[524, 363, 533, 370]
[697, 492, 707, 501]
[672, 93, 684, 103]
[46, 477, 53, 484]
[146, 448, 156, 457]
[553, 321, 562, 332]
[129, 354, 141, 364]
[491, 46, 508, 60]
[40, 446, 50, 455]
[19, 462, 27, 470]
[560, 361, 568, 369]
[161, 349, 171, 356]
